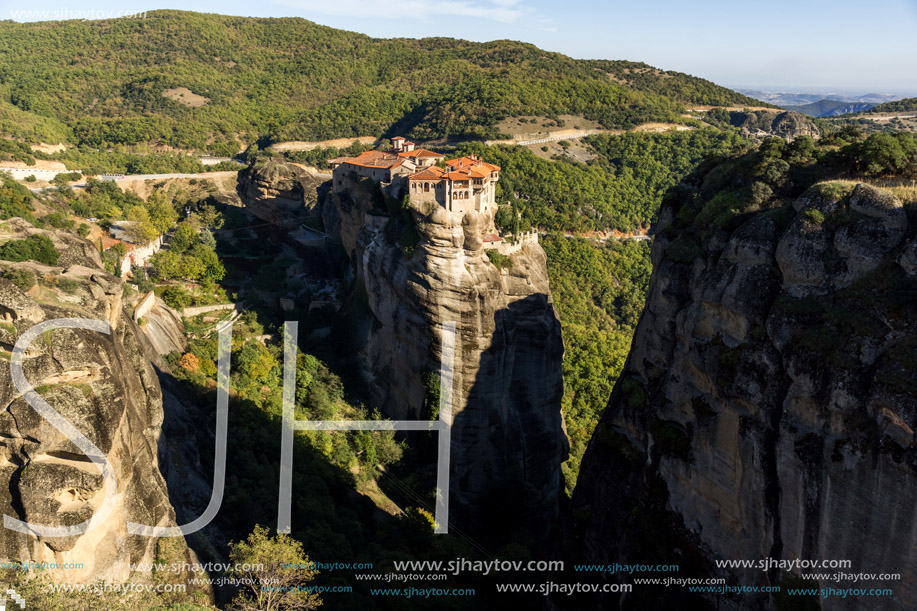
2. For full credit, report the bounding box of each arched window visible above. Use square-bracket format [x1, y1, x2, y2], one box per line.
[424, 183, 430, 193]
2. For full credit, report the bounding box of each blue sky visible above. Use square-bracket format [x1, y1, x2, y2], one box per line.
[3, 0, 916, 93]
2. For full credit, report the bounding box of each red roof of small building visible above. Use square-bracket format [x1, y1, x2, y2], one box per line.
[482, 234, 503, 243]
[398, 148, 444, 159]
[333, 150, 404, 170]
[408, 167, 446, 181]
[446, 156, 500, 174]
[100, 236, 129, 251]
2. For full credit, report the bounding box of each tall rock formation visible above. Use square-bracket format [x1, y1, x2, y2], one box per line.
[333, 172, 568, 538]
[236, 158, 326, 226]
[729, 109, 819, 140]
[0, 219, 198, 584]
[566, 178, 917, 610]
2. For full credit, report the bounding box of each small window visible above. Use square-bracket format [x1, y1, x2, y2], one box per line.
[424, 183, 430, 193]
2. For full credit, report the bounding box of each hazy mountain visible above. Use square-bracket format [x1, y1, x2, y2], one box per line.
[739, 89, 905, 107]
[783, 99, 876, 117]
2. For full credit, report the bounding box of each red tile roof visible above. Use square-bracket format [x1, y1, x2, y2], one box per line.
[100, 236, 129, 251]
[446, 156, 500, 173]
[398, 148, 444, 159]
[334, 150, 404, 169]
[482, 233, 502, 242]
[408, 167, 446, 181]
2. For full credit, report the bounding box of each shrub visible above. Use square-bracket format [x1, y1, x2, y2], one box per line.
[39, 211, 74, 229]
[24, 175, 36, 183]
[0, 234, 60, 265]
[178, 352, 200, 373]
[228, 525, 322, 611]
[802, 207, 826, 225]
[486, 249, 512, 269]
[51, 171, 81, 185]
[162, 285, 192, 310]
[2, 267, 36, 291]
[55, 276, 81, 294]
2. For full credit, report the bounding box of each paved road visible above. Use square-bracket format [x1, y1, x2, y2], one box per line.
[115, 171, 237, 181]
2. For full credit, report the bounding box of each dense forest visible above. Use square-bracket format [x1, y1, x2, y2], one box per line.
[0, 11, 763, 153]
[449, 129, 745, 232]
[862, 97, 917, 114]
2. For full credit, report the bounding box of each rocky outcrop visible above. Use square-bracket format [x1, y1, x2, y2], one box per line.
[730, 110, 820, 140]
[0, 222, 198, 584]
[334, 173, 568, 540]
[136, 295, 187, 356]
[566, 182, 917, 610]
[236, 158, 325, 225]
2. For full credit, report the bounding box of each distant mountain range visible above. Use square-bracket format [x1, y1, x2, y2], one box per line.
[783, 100, 876, 117]
[738, 90, 904, 106]
[737, 90, 911, 117]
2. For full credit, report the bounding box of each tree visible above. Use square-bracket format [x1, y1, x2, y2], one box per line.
[228, 525, 322, 611]
[147, 190, 179, 234]
[178, 352, 200, 373]
[170, 221, 197, 254]
[150, 250, 184, 280]
[854, 133, 913, 176]
[132, 265, 155, 292]
[190, 244, 225, 282]
[125, 206, 160, 244]
[189, 203, 224, 231]
[198, 229, 217, 249]
[162, 285, 192, 310]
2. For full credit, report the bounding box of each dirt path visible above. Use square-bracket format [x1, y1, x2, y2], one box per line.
[269, 136, 378, 152]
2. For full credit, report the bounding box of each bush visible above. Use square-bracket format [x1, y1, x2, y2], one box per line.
[2, 267, 36, 291]
[38, 211, 74, 229]
[55, 276, 81, 294]
[77, 223, 91, 237]
[802, 207, 826, 224]
[0, 234, 60, 265]
[486, 249, 512, 269]
[24, 175, 36, 183]
[0, 175, 36, 222]
[228, 525, 322, 611]
[132, 265, 155, 292]
[161, 285, 192, 310]
[51, 171, 81, 185]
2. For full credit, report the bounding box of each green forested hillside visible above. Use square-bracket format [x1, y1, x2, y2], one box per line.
[0, 10, 760, 153]
[450, 128, 745, 232]
[863, 97, 917, 114]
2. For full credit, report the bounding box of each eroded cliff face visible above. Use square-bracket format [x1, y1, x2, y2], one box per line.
[236, 158, 326, 225]
[334, 175, 568, 535]
[567, 183, 917, 610]
[730, 110, 820, 140]
[0, 220, 196, 583]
